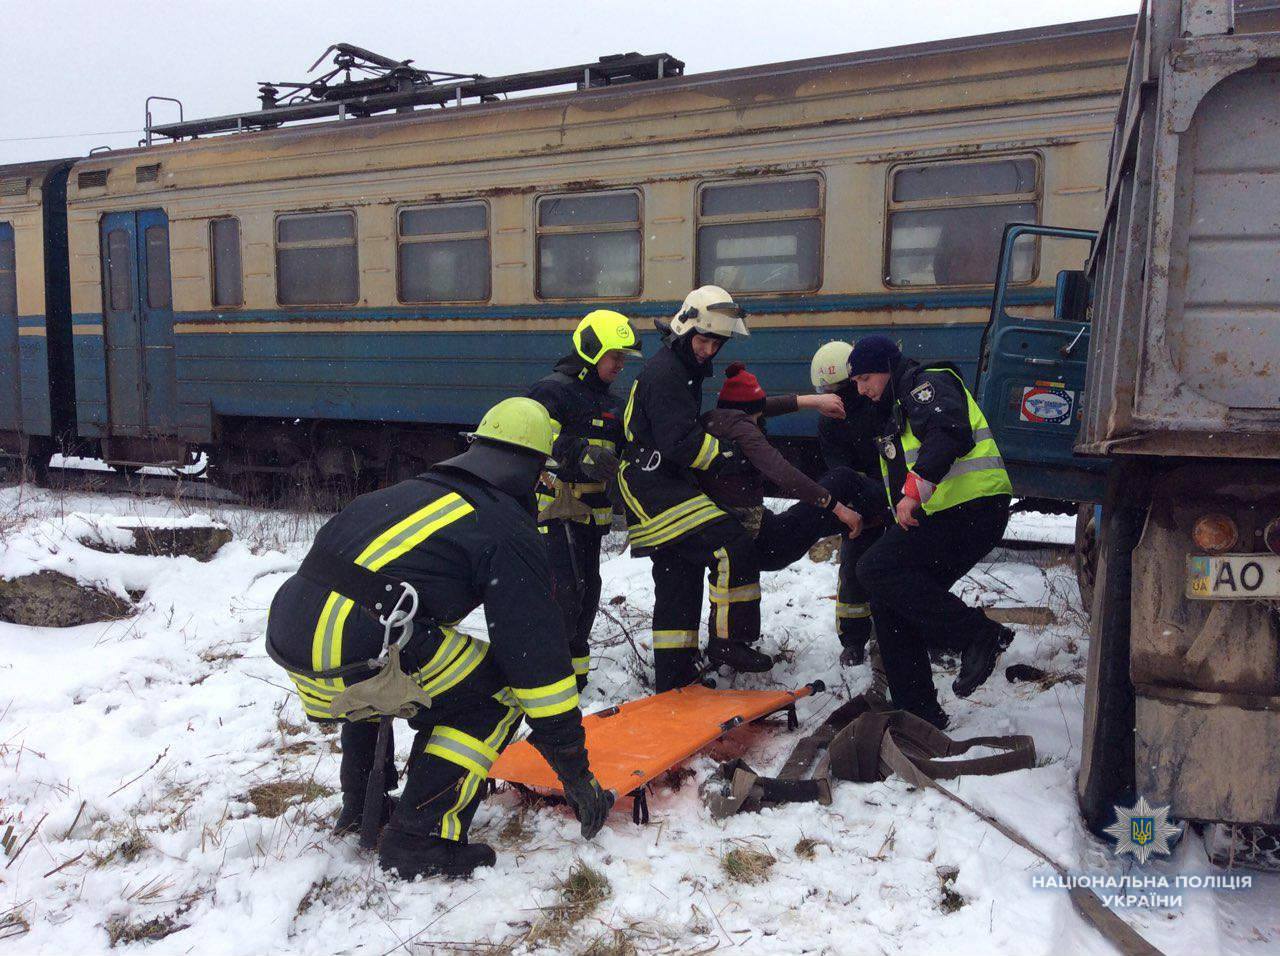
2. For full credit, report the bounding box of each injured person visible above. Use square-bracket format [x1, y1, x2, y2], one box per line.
[697, 362, 886, 618]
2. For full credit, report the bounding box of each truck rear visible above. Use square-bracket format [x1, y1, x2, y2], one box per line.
[979, 0, 1280, 861]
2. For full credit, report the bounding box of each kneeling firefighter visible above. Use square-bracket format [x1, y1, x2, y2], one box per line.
[848, 335, 1014, 729]
[526, 310, 640, 690]
[265, 398, 613, 879]
[617, 286, 764, 691]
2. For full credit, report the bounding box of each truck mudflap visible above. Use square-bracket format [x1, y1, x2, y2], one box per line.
[1136, 686, 1280, 824]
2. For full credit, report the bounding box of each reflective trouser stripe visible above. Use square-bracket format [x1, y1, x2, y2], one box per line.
[426, 726, 501, 778]
[653, 629, 699, 650]
[708, 582, 761, 603]
[313, 590, 356, 675]
[836, 602, 872, 619]
[289, 676, 339, 719]
[511, 674, 580, 718]
[431, 706, 522, 841]
[713, 547, 731, 639]
[592, 507, 614, 527]
[572, 655, 591, 677]
[691, 433, 721, 471]
[616, 465, 650, 523]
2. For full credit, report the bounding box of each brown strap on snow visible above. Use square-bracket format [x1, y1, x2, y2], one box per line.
[836, 710, 1166, 956]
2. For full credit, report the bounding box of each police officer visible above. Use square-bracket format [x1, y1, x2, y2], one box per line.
[526, 310, 640, 690]
[848, 335, 1014, 729]
[265, 398, 612, 880]
[810, 341, 887, 667]
[617, 286, 764, 691]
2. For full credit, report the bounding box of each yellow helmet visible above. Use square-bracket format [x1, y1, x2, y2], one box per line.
[573, 309, 642, 365]
[466, 397, 555, 458]
[810, 341, 853, 392]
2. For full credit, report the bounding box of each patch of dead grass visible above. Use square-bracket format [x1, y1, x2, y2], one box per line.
[246, 779, 333, 818]
[528, 860, 611, 948]
[105, 910, 188, 947]
[721, 845, 776, 885]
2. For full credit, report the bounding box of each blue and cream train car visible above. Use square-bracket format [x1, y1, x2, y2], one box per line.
[0, 160, 74, 470]
[35, 16, 1144, 482]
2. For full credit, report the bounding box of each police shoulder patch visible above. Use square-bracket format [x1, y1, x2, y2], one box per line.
[911, 382, 935, 404]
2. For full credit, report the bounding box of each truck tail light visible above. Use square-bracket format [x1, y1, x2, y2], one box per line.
[1192, 513, 1238, 552]
[1265, 517, 1280, 555]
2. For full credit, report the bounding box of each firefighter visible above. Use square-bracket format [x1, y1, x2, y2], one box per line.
[265, 398, 612, 880]
[698, 360, 880, 586]
[810, 341, 889, 666]
[848, 335, 1015, 729]
[617, 285, 763, 691]
[526, 310, 640, 690]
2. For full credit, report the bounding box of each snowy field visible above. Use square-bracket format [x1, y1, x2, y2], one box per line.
[1, 481, 1277, 955]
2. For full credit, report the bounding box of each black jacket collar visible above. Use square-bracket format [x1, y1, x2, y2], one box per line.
[553, 353, 609, 394]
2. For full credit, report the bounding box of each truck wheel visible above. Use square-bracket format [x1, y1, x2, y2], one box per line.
[1076, 462, 1147, 835]
[1073, 503, 1098, 616]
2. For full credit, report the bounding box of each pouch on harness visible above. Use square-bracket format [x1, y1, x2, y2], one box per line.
[266, 550, 436, 848]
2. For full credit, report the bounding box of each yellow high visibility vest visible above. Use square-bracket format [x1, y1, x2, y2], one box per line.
[880, 368, 1012, 514]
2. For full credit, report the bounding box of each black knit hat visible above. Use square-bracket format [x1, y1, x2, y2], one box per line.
[846, 335, 901, 376]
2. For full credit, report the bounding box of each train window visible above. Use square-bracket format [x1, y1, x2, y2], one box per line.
[211, 218, 243, 308]
[106, 229, 133, 311]
[696, 177, 822, 293]
[0, 224, 15, 317]
[145, 225, 171, 310]
[275, 211, 358, 306]
[398, 201, 490, 302]
[536, 190, 641, 299]
[886, 157, 1039, 287]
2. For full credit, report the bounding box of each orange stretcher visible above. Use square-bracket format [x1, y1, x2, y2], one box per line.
[489, 681, 824, 822]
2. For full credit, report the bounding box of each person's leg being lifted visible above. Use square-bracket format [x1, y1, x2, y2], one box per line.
[379, 695, 523, 880]
[697, 520, 767, 674]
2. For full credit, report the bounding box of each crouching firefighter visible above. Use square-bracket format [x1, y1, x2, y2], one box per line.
[810, 341, 889, 667]
[848, 335, 1015, 730]
[265, 398, 613, 880]
[526, 310, 640, 690]
[618, 286, 764, 692]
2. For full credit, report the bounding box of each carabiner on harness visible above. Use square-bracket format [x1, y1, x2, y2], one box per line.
[377, 581, 419, 657]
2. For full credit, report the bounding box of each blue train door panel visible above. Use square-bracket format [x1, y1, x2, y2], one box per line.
[0, 222, 18, 436]
[100, 210, 176, 437]
[976, 224, 1108, 503]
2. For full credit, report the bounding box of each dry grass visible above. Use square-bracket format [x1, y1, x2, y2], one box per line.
[793, 836, 824, 861]
[90, 825, 151, 868]
[105, 911, 188, 947]
[580, 928, 639, 956]
[0, 905, 30, 942]
[528, 860, 612, 948]
[721, 845, 776, 885]
[246, 779, 334, 818]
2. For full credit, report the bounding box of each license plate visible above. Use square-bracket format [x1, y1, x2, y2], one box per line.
[1186, 554, 1280, 600]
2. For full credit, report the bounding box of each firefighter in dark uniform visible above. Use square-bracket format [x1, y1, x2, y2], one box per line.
[848, 335, 1015, 729]
[617, 285, 765, 692]
[265, 398, 612, 880]
[810, 341, 887, 667]
[526, 310, 640, 690]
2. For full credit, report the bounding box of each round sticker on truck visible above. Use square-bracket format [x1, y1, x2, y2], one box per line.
[1019, 385, 1074, 424]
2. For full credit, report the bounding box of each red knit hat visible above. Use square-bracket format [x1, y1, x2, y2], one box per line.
[718, 362, 767, 414]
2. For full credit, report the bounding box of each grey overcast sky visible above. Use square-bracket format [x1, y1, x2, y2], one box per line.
[3, 0, 1137, 165]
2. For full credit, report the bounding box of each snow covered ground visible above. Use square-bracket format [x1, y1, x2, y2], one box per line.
[1, 482, 1277, 955]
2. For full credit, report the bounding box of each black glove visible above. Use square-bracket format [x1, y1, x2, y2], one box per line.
[579, 445, 620, 481]
[537, 740, 615, 839]
[563, 773, 615, 839]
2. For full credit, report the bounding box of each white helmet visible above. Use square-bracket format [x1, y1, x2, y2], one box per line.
[810, 341, 853, 392]
[669, 286, 749, 339]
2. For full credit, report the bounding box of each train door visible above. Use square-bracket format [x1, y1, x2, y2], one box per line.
[100, 209, 176, 438]
[976, 223, 1107, 503]
[0, 221, 18, 438]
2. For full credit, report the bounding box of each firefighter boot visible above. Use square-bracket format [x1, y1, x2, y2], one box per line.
[706, 638, 773, 673]
[953, 625, 1015, 698]
[378, 831, 498, 880]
